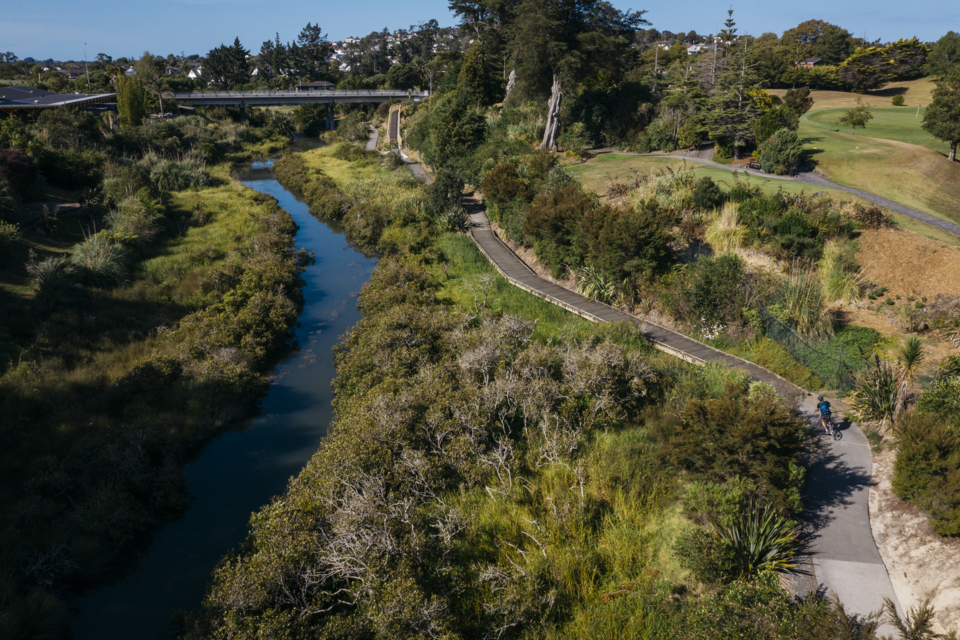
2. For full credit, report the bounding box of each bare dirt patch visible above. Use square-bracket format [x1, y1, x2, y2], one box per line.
[870, 447, 960, 634]
[856, 228, 960, 300]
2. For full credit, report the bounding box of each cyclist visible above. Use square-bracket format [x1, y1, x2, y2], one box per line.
[817, 395, 833, 435]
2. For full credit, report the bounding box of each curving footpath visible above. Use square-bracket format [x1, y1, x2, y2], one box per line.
[398, 153, 904, 630]
[601, 149, 960, 238]
[465, 205, 903, 630]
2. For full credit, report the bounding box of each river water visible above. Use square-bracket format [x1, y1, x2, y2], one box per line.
[72, 160, 377, 639]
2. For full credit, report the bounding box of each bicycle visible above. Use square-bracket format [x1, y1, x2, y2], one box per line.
[820, 413, 842, 441]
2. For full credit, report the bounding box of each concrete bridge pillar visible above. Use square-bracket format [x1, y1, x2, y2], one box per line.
[239, 100, 246, 124]
[325, 103, 335, 130]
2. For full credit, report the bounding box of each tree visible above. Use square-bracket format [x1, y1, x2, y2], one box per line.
[116, 73, 147, 126]
[204, 38, 250, 87]
[782, 20, 853, 66]
[759, 128, 803, 175]
[453, 0, 647, 148]
[783, 86, 813, 118]
[923, 31, 960, 79]
[839, 38, 928, 92]
[707, 40, 761, 159]
[838, 99, 873, 135]
[922, 68, 960, 161]
[296, 22, 331, 81]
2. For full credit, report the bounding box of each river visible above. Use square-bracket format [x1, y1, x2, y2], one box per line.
[71, 160, 377, 639]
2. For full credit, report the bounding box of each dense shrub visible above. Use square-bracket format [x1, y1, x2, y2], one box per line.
[691, 177, 724, 211]
[655, 384, 808, 510]
[674, 255, 748, 330]
[427, 167, 465, 218]
[481, 161, 530, 205]
[759, 128, 803, 175]
[35, 147, 106, 191]
[581, 199, 675, 281]
[0, 148, 43, 200]
[330, 142, 378, 163]
[892, 412, 960, 535]
[523, 184, 597, 277]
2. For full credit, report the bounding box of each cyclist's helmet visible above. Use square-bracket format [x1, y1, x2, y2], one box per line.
[818, 395, 824, 401]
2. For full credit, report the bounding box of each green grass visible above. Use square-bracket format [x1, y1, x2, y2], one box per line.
[144, 173, 262, 299]
[799, 110, 960, 226]
[565, 154, 852, 200]
[436, 233, 631, 344]
[805, 107, 949, 155]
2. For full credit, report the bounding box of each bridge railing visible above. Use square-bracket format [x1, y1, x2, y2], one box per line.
[172, 90, 431, 98]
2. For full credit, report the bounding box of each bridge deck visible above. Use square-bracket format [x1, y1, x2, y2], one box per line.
[171, 90, 429, 107]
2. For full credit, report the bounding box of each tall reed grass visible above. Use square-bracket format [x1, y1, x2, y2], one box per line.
[818, 242, 861, 304]
[778, 270, 834, 339]
[704, 201, 747, 254]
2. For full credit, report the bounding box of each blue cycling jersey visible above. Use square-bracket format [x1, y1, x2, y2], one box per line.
[818, 401, 831, 416]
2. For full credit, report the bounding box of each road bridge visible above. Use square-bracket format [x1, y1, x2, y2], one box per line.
[169, 89, 428, 127]
[169, 89, 427, 107]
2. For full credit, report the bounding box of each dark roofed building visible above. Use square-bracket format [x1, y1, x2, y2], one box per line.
[798, 57, 823, 68]
[297, 80, 335, 91]
[0, 86, 115, 115]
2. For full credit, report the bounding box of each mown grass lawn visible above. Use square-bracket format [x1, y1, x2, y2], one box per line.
[799, 113, 960, 226]
[805, 106, 948, 155]
[563, 153, 851, 200]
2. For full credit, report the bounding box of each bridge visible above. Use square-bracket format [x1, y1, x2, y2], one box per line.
[169, 89, 428, 107]
[168, 89, 428, 127]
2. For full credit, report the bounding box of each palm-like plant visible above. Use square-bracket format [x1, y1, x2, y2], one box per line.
[848, 355, 899, 433]
[575, 265, 617, 304]
[712, 501, 802, 578]
[27, 252, 82, 307]
[882, 597, 954, 640]
[895, 336, 926, 416]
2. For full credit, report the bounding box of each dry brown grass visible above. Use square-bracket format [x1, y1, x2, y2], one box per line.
[770, 77, 936, 110]
[856, 228, 960, 300]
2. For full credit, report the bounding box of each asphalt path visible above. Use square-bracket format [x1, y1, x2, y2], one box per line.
[365, 126, 379, 151]
[600, 149, 960, 238]
[402, 154, 904, 631]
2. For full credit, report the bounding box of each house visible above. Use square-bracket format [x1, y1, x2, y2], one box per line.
[686, 44, 705, 55]
[165, 66, 183, 76]
[58, 68, 85, 79]
[187, 67, 202, 79]
[297, 80, 335, 92]
[797, 57, 823, 68]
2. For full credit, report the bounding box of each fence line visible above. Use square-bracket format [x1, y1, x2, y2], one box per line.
[762, 310, 865, 390]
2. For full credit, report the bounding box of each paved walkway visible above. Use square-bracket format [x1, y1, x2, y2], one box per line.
[403, 157, 903, 627]
[602, 150, 960, 238]
[365, 126, 379, 151]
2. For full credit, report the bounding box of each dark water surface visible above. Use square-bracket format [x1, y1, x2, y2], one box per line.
[72, 162, 376, 639]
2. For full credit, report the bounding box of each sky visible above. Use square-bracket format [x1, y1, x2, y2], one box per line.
[3, 0, 957, 62]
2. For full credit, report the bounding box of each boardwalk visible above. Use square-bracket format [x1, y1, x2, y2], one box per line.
[400, 153, 903, 629]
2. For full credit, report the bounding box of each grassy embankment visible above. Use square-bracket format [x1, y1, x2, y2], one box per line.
[0, 155, 306, 636]
[184, 141, 830, 640]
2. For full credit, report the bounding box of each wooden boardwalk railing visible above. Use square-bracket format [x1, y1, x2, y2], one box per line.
[468, 212, 798, 394]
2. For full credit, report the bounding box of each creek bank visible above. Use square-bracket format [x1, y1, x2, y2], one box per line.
[70, 162, 376, 639]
